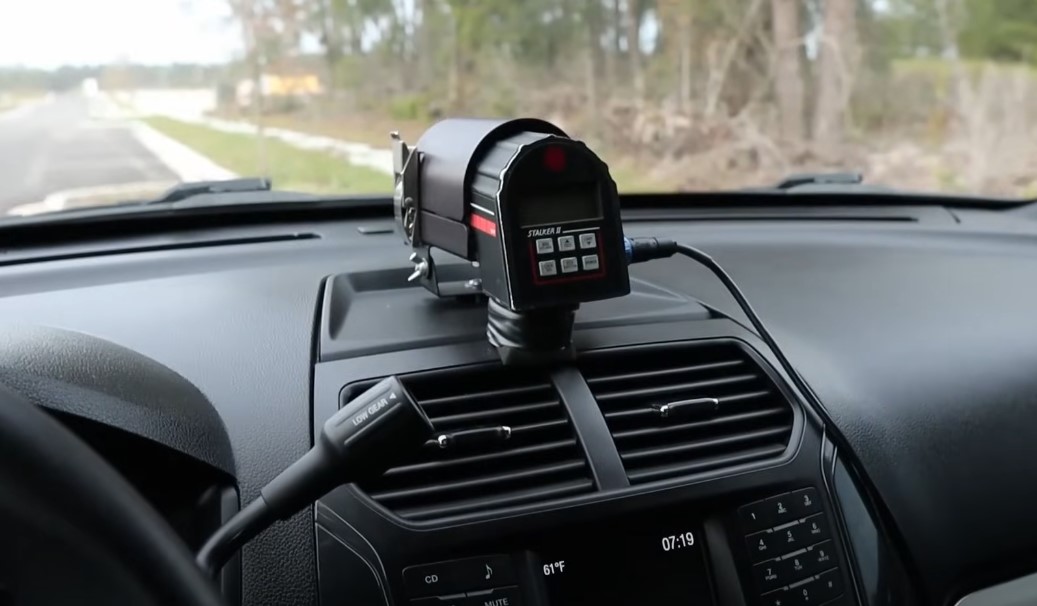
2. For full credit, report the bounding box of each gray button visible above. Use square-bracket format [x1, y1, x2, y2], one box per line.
[538, 260, 557, 277]
[582, 254, 600, 271]
[535, 238, 554, 254]
[557, 235, 576, 252]
[579, 232, 597, 249]
[560, 257, 579, 273]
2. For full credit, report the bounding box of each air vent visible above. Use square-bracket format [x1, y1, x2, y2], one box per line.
[351, 366, 594, 521]
[580, 341, 794, 485]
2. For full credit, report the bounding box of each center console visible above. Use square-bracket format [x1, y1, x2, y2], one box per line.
[403, 506, 714, 606]
[310, 273, 909, 606]
[380, 485, 848, 606]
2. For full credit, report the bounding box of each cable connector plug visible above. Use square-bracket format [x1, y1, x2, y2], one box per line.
[624, 237, 679, 264]
[196, 376, 433, 577]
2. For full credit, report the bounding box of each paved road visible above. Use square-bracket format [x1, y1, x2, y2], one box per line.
[0, 92, 175, 213]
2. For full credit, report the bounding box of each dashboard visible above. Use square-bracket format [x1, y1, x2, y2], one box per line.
[3, 199, 1037, 606]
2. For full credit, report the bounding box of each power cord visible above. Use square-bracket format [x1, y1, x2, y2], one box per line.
[626, 237, 821, 412]
[196, 376, 433, 577]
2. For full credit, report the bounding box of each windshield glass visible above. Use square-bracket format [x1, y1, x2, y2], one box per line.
[1, 0, 1033, 216]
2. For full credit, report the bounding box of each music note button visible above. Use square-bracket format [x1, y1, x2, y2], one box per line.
[465, 555, 515, 590]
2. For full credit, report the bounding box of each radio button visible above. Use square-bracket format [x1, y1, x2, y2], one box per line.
[760, 588, 791, 606]
[812, 569, 843, 603]
[746, 530, 785, 562]
[535, 238, 554, 254]
[788, 577, 823, 606]
[581, 254, 600, 271]
[578, 232, 596, 249]
[560, 257, 579, 273]
[403, 563, 461, 597]
[799, 514, 830, 543]
[777, 524, 809, 550]
[778, 552, 811, 583]
[768, 495, 797, 526]
[557, 235, 576, 252]
[789, 488, 821, 518]
[467, 585, 521, 606]
[410, 595, 472, 606]
[463, 555, 516, 591]
[739, 499, 779, 532]
[806, 541, 835, 571]
[538, 260, 558, 277]
[753, 560, 785, 593]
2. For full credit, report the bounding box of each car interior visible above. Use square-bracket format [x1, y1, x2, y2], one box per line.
[4, 110, 1037, 606]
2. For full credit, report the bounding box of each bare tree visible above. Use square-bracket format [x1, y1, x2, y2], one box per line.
[608, 0, 622, 87]
[813, 0, 859, 150]
[627, 0, 645, 106]
[654, 0, 693, 113]
[584, 1, 603, 125]
[227, 0, 269, 173]
[702, 0, 764, 119]
[676, 2, 694, 113]
[770, 0, 804, 142]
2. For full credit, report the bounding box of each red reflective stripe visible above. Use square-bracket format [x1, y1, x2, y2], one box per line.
[469, 213, 497, 237]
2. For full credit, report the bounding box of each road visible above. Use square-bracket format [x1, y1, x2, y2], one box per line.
[0, 92, 176, 213]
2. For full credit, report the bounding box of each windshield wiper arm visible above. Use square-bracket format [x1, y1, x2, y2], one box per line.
[146, 177, 272, 204]
[774, 172, 863, 189]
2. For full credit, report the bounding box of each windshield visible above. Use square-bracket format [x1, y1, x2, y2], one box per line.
[1, 0, 1033, 216]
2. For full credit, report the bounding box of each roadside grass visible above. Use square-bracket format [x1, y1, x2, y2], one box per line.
[607, 161, 682, 193]
[0, 91, 43, 112]
[143, 116, 392, 194]
[217, 110, 679, 192]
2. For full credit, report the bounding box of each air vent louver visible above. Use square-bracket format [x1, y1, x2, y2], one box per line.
[581, 341, 794, 485]
[352, 366, 594, 521]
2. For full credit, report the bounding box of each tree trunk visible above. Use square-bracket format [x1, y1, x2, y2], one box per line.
[935, 0, 968, 109]
[677, 5, 693, 113]
[627, 0, 644, 106]
[813, 0, 858, 150]
[602, 0, 619, 91]
[770, 0, 805, 142]
[448, 12, 463, 110]
[233, 0, 268, 175]
[315, 0, 340, 101]
[703, 0, 764, 119]
[612, 0, 623, 55]
[585, 4, 602, 129]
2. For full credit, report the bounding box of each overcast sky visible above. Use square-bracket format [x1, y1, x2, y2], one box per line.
[0, 0, 241, 68]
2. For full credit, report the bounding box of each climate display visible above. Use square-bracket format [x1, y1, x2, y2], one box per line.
[534, 514, 713, 605]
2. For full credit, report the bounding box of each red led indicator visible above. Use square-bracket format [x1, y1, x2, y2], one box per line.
[469, 213, 497, 237]
[543, 146, 566, 172]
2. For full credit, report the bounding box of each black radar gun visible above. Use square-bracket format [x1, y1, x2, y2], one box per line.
[392, 118, 631, 364]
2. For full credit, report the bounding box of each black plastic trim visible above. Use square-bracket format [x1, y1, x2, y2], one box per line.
[316, 327, 806, 530]
[822, 432, 867, 606]
[0, 233, 319, 268]
[311, 318, 857, 606]
[828, 447, 919, 606]
[704, 516, 748, 606]
[551, 367, 628, 491]
[216, 486, 242, 606]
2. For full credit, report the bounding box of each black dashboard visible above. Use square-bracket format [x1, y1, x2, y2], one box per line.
[4, 198, 1037, 606]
